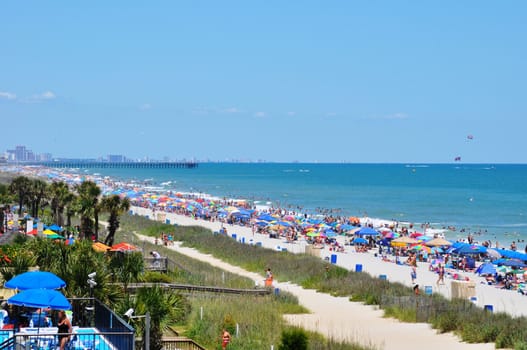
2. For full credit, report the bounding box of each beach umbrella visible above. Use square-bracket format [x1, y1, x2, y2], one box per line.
[382, 231, 398, 239]
[353, 237, 368, 245]
[410, 244, 431, 253]
[410, 232, 423, 239]
[257, 214, 276, 222]
[306, 231, 322, 237]
[485, 248, 502, 259]
[497, 265, 512, 274]
[391, 236, 418, 244]
[8, 289, 71, 310]
[47, 224, 63, 232]
[476, 263, 496, 276]
[455, 245, 487, 255]
[43, 229, 58, 235]
[92, 242, 112, 253]
[425, 238, 453, 247]
[430, 247, 444, 254]
[5, 271, 66, 290]
[46, 233, 65, 240]
[355, 227, 378, 236]
[497, 259, 527, 268]
[111, 242, 139, 252]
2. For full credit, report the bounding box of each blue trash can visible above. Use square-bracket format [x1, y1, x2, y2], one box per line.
[484, 305, 493, 312]
[165, 219, 170, 224]
[379, 274, 387, 280]
[256, 242, 262, 247]
[274, 288, 280, 295]
[425, 286, 433, 295]
[282, 248, 288, 252]
[330, 254, 337, 264]
[355, 264, 363, 272]
[241, 237, 245, 244]
[232, 234, 237, 240]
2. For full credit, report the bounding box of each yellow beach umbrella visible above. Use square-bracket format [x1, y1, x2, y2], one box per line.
[43, 229, 58, 235]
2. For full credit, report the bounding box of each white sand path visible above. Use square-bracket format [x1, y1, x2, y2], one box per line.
[132, 208, 496, 350]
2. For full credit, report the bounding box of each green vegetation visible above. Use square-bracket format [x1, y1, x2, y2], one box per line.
[120, 214, 527, 349]
[279, 327, 308, 350]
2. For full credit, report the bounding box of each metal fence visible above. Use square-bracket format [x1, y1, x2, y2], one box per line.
[379, 294, 476, 323]
[0, 298, 134, 350]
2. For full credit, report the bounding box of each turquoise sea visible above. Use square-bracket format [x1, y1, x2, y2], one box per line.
[84, 163, 527, 247]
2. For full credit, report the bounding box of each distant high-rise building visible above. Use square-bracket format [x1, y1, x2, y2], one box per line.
[107, 154, 126, 162]
[15, 145, 27, 161]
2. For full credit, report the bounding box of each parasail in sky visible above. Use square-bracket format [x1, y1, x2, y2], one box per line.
[454, 156, 461, 162]
[467, 134, 474, 140]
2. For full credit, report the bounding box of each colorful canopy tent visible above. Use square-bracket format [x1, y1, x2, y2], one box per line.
[5, 271, 66, 290]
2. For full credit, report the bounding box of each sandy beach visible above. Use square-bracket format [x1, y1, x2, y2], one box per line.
[132, 206, 506, 350]
[131, 206, 527, 318]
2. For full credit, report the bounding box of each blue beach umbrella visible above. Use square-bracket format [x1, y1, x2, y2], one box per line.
[8, 289, 71, 310]
[476, 263, 497, 276]
[455, 245, 487, 255]
[354, 237, 368, 245]
[47, 224, 63, 232]
[5, 271, 66, 290]
[355, 227, 378, 236]
[497, 259, 527, 268]
[257, 214, 276, 222]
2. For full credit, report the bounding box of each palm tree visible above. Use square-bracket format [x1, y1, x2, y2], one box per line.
[75, 181, 101, 240]
[49, 181, 74, 227]
[100, 195, 130, 246]
[65, 195, 78, 229]
[26, 178, 48, 219]
[9, 176, 32, 216]
[131, 286, 190, 350]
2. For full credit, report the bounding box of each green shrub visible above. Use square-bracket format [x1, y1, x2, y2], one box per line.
[144, 271, 173, 283]
[279, 327, 308, 350]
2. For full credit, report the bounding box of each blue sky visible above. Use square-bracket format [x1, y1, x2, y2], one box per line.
[1, 1, 526, 163]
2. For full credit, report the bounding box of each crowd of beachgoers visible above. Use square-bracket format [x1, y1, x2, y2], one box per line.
[3, 165, 527, 296]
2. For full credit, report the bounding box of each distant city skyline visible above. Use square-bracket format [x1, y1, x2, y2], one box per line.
[1, 2, 526, 163]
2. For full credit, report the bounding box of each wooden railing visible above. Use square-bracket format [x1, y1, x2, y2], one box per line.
[163, 337, 207, 350]
[136, 337, 207, 350]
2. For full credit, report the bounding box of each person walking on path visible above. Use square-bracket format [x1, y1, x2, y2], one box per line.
[265, 268, 273, 287]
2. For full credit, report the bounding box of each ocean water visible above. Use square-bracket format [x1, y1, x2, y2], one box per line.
[83, 163, 527, 246]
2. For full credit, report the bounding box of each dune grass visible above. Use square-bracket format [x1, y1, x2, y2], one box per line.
[117, 219, 373, 350]
[120, 214, 527, 349]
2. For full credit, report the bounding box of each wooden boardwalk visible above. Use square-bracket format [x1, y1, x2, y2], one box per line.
[123, 282, 272, 296]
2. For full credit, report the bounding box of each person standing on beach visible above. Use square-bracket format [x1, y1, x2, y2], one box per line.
[437, 264, 445, 285]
